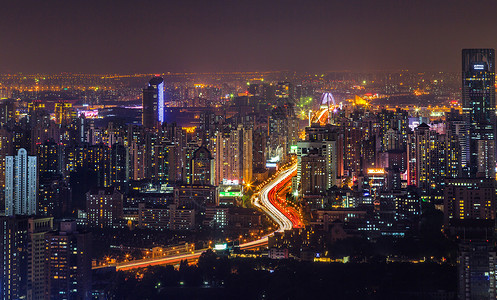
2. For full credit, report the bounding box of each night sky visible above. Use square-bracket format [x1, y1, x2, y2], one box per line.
[1, 0, 496, 74]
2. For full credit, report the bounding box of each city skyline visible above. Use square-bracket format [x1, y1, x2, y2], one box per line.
[1, 0, 497, 297]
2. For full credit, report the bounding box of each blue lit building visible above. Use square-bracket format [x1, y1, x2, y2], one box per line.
[142, 76, 164, 128]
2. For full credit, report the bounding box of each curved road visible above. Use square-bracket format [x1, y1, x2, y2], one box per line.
[253, 163, 298, 232]
[98, 162, 298, 271]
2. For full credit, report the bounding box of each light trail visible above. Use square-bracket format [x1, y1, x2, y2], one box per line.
[94, 162, 298, 271]
[253, 163, 298, 232]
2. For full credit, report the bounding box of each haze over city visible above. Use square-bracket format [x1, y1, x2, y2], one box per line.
[1, 0, 497, 73]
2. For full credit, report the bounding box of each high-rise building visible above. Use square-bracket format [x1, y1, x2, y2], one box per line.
[38, 173, 71, 218]
[151, 142, 176, 185]
[443, 178, 496, 227]
[142, 77, 164, 129]
[27, 217, 53, 300]
[252, 126, 267, 174]
[36, 139, 64, 175]
[0, 216, 28, 300]
[267, 105, 299, 163]
[5, 148, 38, 216]
[214, 126, 243, 185]
[275, 82, 292, 100]
[0, 128, 12, 202]
[54, 102, 76, 126]
[110, 143, 128, 191]
[458, 240, 497, 300]
[87, 143, 111, 188]
[0, 98, 17, 126]
[86, 187, 123, 228]
[446, 109, 470, 176]
[47, 220, 92, 300]
[462, 49, 496, 178]
[191, 146, 214, 186]
[242, 128, 253, 184]
[295, 124, 339, 198]
[413, 123, 446, 197]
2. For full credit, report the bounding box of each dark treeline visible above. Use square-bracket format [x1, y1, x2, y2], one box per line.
[103, 250, 456, 300]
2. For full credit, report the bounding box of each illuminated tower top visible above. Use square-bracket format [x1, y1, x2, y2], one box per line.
[462, 49, 495, 125]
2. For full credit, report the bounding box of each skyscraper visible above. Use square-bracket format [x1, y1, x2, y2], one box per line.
[191, 146, 214, 185]
[295, 124, 339, 198]
[27, 217, 53, 300]
[414, 123, 446, 196]
[0, 216, 28, 300]
[462, 49, 496, 178]
[5, 148, 38, 216]
[458, 239, 497, 300]
[47, 220, 92, 300]
[36, 139, 63, 175]
[142, 76, 164, 129]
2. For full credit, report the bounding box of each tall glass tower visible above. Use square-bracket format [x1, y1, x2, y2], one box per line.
[462, 49, 496, 178]
[142, 76, 164, 129]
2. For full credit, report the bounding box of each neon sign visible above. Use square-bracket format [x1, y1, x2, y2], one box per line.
[473, 64, 485, 70]
[367, 168, 385, 175]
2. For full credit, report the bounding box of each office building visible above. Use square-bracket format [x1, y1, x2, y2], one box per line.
[142, 76, 164, 129]
[462, 49, 496, 178]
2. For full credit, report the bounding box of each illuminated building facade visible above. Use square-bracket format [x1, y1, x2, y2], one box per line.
[214, 125, 253, 185]
[443, 178, 496, 226]
[0, 128, 12, 192]
[27, 217, 53, 300]
[295, 124, 339, 198]
[47, 220, 91, 300]
[137, 203, 195, 230]
[462, 49, 496, 178]
[458, 240, 497, 300]
[54, 102, 76, 126]
[36, 139, 63, 175]
[0, 98, 17, 126]
[142, 76, 164, 128]
[446, 109, 470, 176]
[87, 143, 111, 188]
[191, 146, 214, 185]
[413, 123, 446, 197]
[0, 216, 28, 300]
[86, 187, 123, 228]
[110, 143, 128, 191]
[151, 142, 176, 185]
[38, 174, 71, 218]
[275, 81, 291, 99]
[5, 148, 38, 216]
